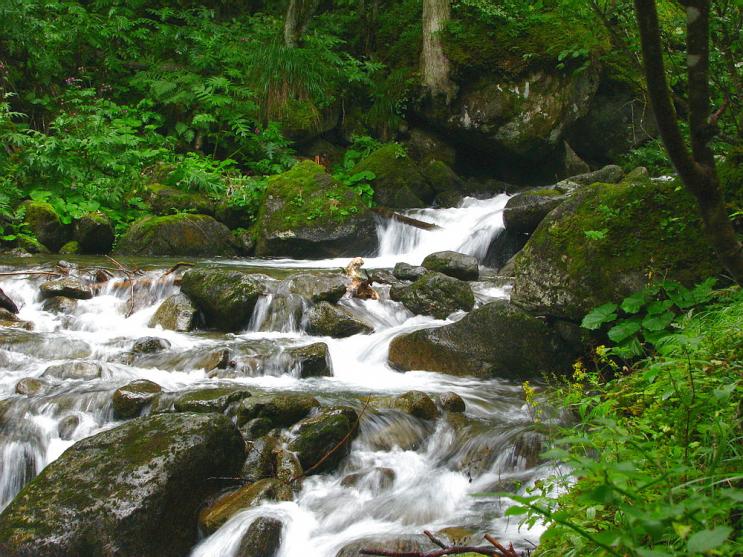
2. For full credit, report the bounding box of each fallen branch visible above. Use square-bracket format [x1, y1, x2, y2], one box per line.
[105, 256, 139, 317]
[373, 207, 441, 231]
[0, 271, 62, 277]
[162, 262, 194, 277]
[360, 532, 522, 557]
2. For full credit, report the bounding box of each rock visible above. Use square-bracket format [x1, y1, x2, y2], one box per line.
[39, 278, 93, 300]
[180, 268, 272, 331]
[351, 144, 434, 208]
[0, 330, 91, 359]
[0, 287, 19, 314]
[287, 406, 358, 474]
[422, 251, 479, 281]
[304, 302, 373, 338]
[255, 161, 377, 258]
[148, 293, 197, 332]
[390, 272, 475, 319]
[22, 201, 69, 252]
[173, 388, 252, 414]
[241, 437, 278, 482]
[392, 263, 427, 281]
[42, 360, 103, 381]
[57, 414, 80, 440]
[237, 394, 320, 428]
[233, 228, 256, 254]
[483, 229, 529, 269]
[562, 141, 590, 176]
[439, 392, 466, 412]
[41, 296, 78, 314]
[144, 184, 215, 216]
[281, 273, 349, 304]
[420, 160, 465, 195]
[239, 418, 274, 441]
[132, 336, 171, 354]
[287, 343, 333, 378]
[198, 479, 292, 536]
[236, 516, 283, 557]
[434, 190, 464, 208]
[113, 379, 163, 419]
[336, 535, 437, 557]
[394, 391, 439, 420]
[511, 175, 722, 321]
[405, 128, 456, 166]
[15, 377, 46, 396]
[0, 309, 33, 330]
[58, 241, 80, 254]
[340, 467, 396, 490]
[274, 448, 303, 484]
[116, 214, 241, 256]
[558, 164, 624, 189]
[0, 413, 245, 557]
[388, 300, 576, 379]
[73, 211, 115, 254]
[503, 188, 566, 234]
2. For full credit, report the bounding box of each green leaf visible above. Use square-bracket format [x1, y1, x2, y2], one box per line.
[687, 526, 732, 553]
[642, 311, 675, 332]
[646, 300, 673, 315]
[636, 549, 673, 557]
[620, 291, 648, 314]
[607, 320, 641, 343]
[581, 303, 618, 330]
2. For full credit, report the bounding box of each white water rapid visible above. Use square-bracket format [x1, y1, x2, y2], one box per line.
[0, 194, 555, 556]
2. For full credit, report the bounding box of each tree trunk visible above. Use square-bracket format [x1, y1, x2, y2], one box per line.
[634, 0, 743, 284]
[284, 0, 318, 48]
[421, 0, 456, 103]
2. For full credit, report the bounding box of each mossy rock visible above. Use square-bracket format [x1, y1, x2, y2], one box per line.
[304, 302, 373, 338]
[421, 251, 479, 281]
[144, 184, 215, 216]
[73, 211, 115, 254]
[420, 160, 465, 194]
[405, 128, 456, 166]
[511, 175, 723, 321]
[39, 277, 93, 300]
[113, 379, 162, 419]
[390, 272, 475, 319]
[115, 214, 241, 257]
[15, 377, 47, 397]
[241, 436, 278, 482]
[394, 391, 439, 420]
[388, 300, 576, 379]
[172, 387, 252, 414]
[503, 188, 567, 234]
[59, 241, 80, 255]
[148, 293, 197, 332]
[280, 273, 349, 304]
[287, 342, 333, 378]
[237, 393, 320, 429]
[42, 360, 102, 380]
[287, 406, 359, 474]
[351, 144, 434, 208]
[255, 161, 376, 258]
[22, 201, 70, 252]
[236, 516, 284, 557]
[180, 268, 273, 331]
[0, 413, 244, 557]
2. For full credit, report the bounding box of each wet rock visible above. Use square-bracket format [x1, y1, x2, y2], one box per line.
[340, 467, 395, 491]
[421, 160, 466, 196]
[274, 448, 303, 484]
[0, 308, 33, 330]
[132, 336, 171, 354]
[39, 277, 93, 300]
[181, 268, 272, 331]
[511, 430, 544, 469]
[435, 190, 464, 208]
[234, 228, 256, 255]
[41, 296, 78, 314]
[0, 287, 19, 314]
[198, 479, 292, 536]
[73, 211, 115, 254]
[57, 414, 80, 440]
[394, 391, 439, 420]
[288, 406, 358, 474]
[281, 273, 349, 304]
[59, 240, 80, 254]
[304, 302, 373, 338]
[113, 379, 163, 419]
[0, 330, 91, 359]
[483, 228, 529, 270]
[144, 184, 215, 217]
[15, 377, 47, 396]
[422, 251, 479, 281]
[439, 392, 466, 413]
[173, 388, 252, 414]
[236, 516, 284, 557]
[405, 128, 456, 166]
[388, 300, 576, 379]
[557, 164, 624, 189]
[503, 188, 566, 234]
[336, 535, 437, 557]
[392, 262, 428, 281]
[148, 293, 197, 332]
[239, 417, 274, 441]
[22, 201, 70, 252]
[116, 214, 241, 257]
[287, 343, 332, 378]
[363, 414, 429, 452]
[42, 360, 103, 381]
[390, 272, 475, 319]
[255, 161, 377, 258]
[435, 527, 476, 546]
[0, 413, 245, 557]
[241, 436, 278, 482]
[237, 394, 320, 428]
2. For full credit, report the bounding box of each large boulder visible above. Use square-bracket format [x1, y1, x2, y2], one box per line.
[172, 387, 252, 414]
[42, 360, 102, 381]
[255, 161, 377, 258]
[22, 201, 69, 252]
[148, 293, 197, 332]
[0, 413, 244, 557]
[511, 176, 722, 321]
[237, 394, 320, 429]
[287, 406, 359, 474]
[405, 128, 457, 166]
[280, 273, 349, 304]
[304, 302, 373, 337]
[115, 214, 241, 257]
[388, 300, 575, 379]
[112, 379, 162, 419]
[39, 277, 92, 300]
[351, 144, 435, 208]
[390, 272, 474, 319]
[73, 212, 115, 254]
[236, 516, 283, 557]
[422, 251, 479, 281]
[180, 269, 272, 331]
[144, 184, 215, 217]
[503, 188, 566, 234]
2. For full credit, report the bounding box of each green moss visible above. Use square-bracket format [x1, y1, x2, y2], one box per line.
[59, 241, 80, 254]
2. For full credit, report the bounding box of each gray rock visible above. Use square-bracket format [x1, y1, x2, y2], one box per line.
[39, 278, 93, 300]
[57, 414, 80, 440]
[73, 212, 115, 254]
[148, 294, 197, 332]
[340, 467, 396, 491]
[132, 336, 171, 354]
[42, 361, 103, 381]
[439, 392, 466, 412]
[287, 343, 333, 378]
[390, 272, 475, 319]
[113, 379, 163, 419]
[237, 394, 320, 428]
[15, 377, 47, 396]
[236, 516, 283, 557]
[394, 391, 439, 420]
[173, 388, 252, 414]
[422, 251, 479, 281]
[288, 406, 359, 474]
[241, 436, 278, 482]
[41, 296, 78, 314]
[281, 273, 349, 304]
[304, 302, 373, 338]
[393, 263, 428, 281]
[503, 189, 566, 234]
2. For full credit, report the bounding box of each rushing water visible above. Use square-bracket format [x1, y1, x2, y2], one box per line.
[0, 194, 555, 556]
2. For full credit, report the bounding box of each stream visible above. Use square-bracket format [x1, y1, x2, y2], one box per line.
[0, 193, 555, 556]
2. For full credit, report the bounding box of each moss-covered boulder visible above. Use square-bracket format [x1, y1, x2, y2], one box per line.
[73, 212, 115, 254]
[503, 188, 566, 234]
[394, 391, 439, 420]
[405, 128, 456, 166]
[393, 263, 428, 281]
[112, 379, 162, 419]
[439, 392, 466, 412]
[304, 302, 373, 337]
[15, 377, 47, 397]
[351, 144, 434, 208]
[511, 176, 723, 321]
[287, 406, 359, 474]
[388, 300, 576, 379]
[236, 516, 283, 557]
[22, 201, 70, 252]
[255, 161, 377, 258]
[116, 214, 241, 257]
[172, 387, 252, 414]
[287, 342, 333, 378]
[180, 268, 273, 331]
[0, 413, 244, 557]
[59, 241, 80, 254]
[39, 277, 92, 300]
[390, 272, 475, 319]
[421, 251, 479, 281]
[144, 184, 215, 216]
[420, 160, 465, 195]
[237, 394, 320, 428]
[241, 436, 278, 482]
[148, 293, 197, 332]
[0, 309, 33, 330]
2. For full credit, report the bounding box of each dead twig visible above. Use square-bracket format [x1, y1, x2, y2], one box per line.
[105, 256, 139, 317]
[0, 271, 62, 277]
[360, 532, 524, 557]
[162, 262, 194, 277]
